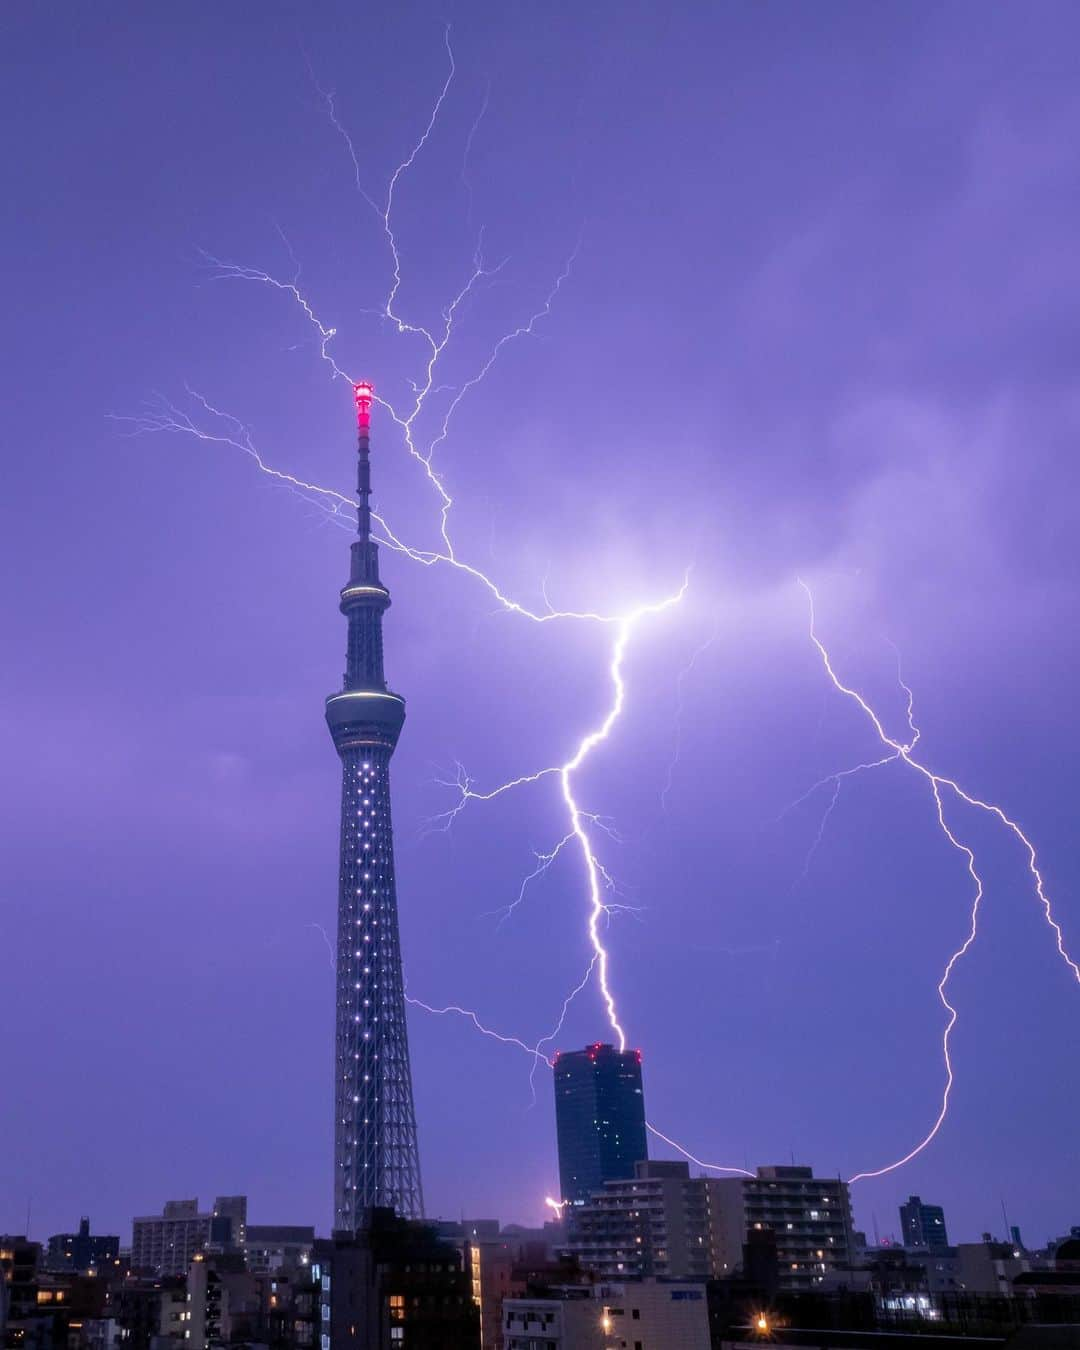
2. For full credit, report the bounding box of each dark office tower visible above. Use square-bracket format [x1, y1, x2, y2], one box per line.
[326, 383, 423, 1229]
[899, 1195, 949, 1251]
[553, 1043, 647, 1204]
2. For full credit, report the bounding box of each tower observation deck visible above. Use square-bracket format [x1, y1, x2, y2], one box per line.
[326, 382, 423, 1227]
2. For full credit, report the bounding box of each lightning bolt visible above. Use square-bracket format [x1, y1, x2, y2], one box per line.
[306, 922, 337, 972]
[798, 579, 1079, 1181]
[438, 583, 688, 1054]
[405, 953, 598, 1110]
[114, 27, 722, 1187]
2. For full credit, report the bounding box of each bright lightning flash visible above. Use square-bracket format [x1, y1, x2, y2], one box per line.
[799, 579, 1079, 1181]
[113, 29, 737, 1191]
[437, 583, 688, 1055]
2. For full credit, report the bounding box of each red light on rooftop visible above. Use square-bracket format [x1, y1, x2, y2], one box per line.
[354, 382, 373, 431]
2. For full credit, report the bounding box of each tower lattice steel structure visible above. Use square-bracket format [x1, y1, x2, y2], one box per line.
[326, 382, 423, 1228]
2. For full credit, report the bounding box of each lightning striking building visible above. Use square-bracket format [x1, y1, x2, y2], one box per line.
[326, 383, 423, 1228]
[553, 1043, 648, 1206]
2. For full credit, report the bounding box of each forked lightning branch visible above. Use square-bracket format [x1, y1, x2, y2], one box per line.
[118, 29, 1078, 1198]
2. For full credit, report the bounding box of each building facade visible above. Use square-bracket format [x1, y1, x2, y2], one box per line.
[565, 1162, 713, 1282]
[328, 382, 423, 1229]
[244, 1226, 315, 1276]
[312, 1211, 477, 1350]
[553, 1046, 647, 1206]
[44, 1219, 120, 1275]
[186, 1254, 261, 1350]
[955, 1239, 1031, 1294]
[708, 1165, 855, 1293]
[899, 1195, 949, 1252]
[131, 1198, 245, 1277]
[503, 1281, 709, 1350]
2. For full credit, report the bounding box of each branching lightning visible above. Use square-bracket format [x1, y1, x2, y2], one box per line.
[798, 578, 1079, 1181]
[114, 28, 743, 1194]
[438, 583, 688, 1057]
[120, 25, 1073, 1203]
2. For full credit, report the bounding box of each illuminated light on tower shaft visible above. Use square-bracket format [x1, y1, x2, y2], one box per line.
[326, 383, 423, 1226]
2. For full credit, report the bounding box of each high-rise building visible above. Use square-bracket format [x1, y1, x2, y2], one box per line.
[565, 1160, 714, 1281]
[708, 1165, 855, 1293]
[899, 1194, 949, 1251]
[327, 383, 423, 1228]
[553, 1044, 647, 1206]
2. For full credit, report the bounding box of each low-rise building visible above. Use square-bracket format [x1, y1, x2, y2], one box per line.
[503, 1280, 709, 1350]
[503, 1292, 600, 1350]
[956, 1239, 1031, 1295]
[243, 1226, 315, 1276]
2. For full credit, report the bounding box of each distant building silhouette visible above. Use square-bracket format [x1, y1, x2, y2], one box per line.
[553, 1044, 647, 1205]
[44, 1218, 119, 1274]
[899, 1194, 949, 1251]
[312, 1209, 477, 1350]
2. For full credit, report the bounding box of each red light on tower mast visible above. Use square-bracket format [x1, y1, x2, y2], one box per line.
[354, 381, 374, 432]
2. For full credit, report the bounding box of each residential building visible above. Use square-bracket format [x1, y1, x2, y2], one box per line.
[594, 1280, 709, 1350]
[564, 1161, 713, 1281]
[206, 1197, 246, 1254]
[553, 1045, 647, 1207]
[313, 1208, 478, 1350]
[44, 1219, 120, 1275]
[244, 1226, 315, 1276]
[503, 1292, 601, 1350]
[107, 1274, 186, 1350]
[707, 1164, 855, 1292]
[186, 1253, 261, 1350]
[899, 1195, 949, 1252]
[466, 1239, 515, 1350]
[956, 1238, 1031, 1294]
[1, 1236, 42, 1330]
[132, 1198, 246, 1277]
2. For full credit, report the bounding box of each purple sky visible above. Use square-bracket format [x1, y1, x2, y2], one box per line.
[3, 2, 1080, 1250]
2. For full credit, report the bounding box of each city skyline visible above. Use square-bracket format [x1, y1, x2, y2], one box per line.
[4, 2, 1080, 1247]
